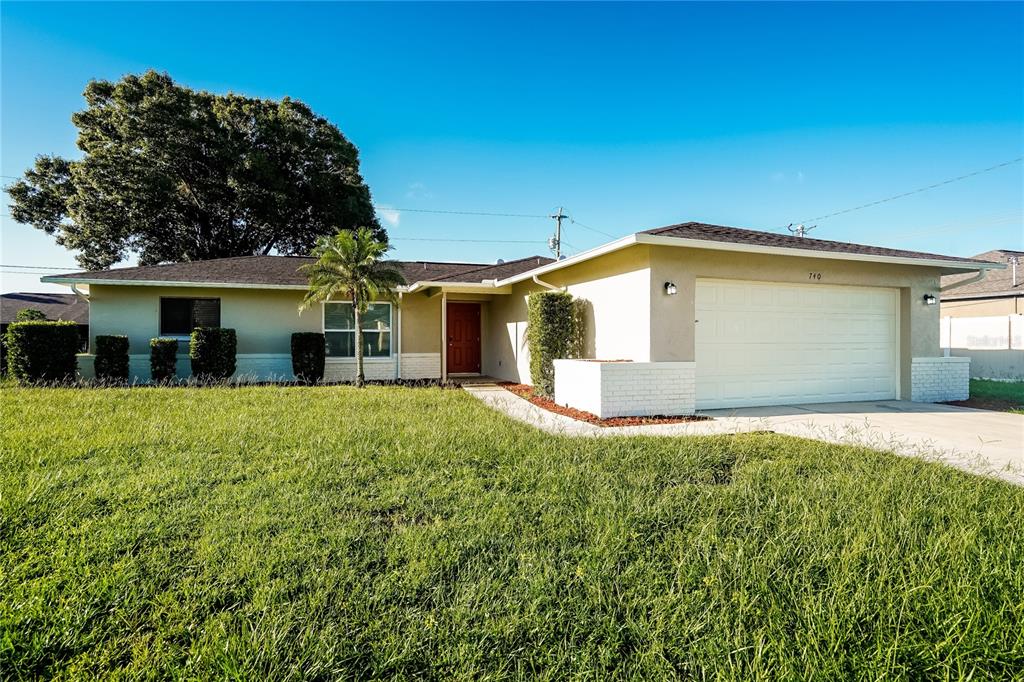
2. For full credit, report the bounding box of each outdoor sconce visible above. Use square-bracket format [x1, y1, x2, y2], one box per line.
[664, 282, 678, 296]
[923, 294, 937, 306]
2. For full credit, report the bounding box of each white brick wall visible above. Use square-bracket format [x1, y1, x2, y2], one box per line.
[324, 358, 397, 382]
[554, 359, 697, 418]
[78, 353, 293, 383]
[399, 352, 441, 379]
[910, 356, 970, 402]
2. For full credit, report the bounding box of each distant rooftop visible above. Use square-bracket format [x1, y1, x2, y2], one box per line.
[1, 292, 89, 325]
[941, 250, 1024, 299]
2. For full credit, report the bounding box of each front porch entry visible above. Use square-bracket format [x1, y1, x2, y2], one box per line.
[446, 301, 481, 374]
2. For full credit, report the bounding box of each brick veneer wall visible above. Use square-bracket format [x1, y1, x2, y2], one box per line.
[910, 356, 970, 402]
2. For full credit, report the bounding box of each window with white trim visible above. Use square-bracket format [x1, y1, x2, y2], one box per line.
[323, 302, 392, 358]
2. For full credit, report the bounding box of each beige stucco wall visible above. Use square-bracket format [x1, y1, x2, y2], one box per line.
[88, 284, 443, 358]
[399, 292, 440, 353]
[483, 244, 947, 396]
[483, 245, 653, 382]
[87, 284, 321, 355]
[648, 246, 943, 399]
[941, 296, 1022, 317]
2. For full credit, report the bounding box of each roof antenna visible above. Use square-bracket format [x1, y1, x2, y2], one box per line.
[787, 223, 817, 238]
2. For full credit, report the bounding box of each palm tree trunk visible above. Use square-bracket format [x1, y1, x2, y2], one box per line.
[353, 294, 364, 387]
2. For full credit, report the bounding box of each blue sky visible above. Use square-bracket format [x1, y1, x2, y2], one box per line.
[2, 1, 1022, 293]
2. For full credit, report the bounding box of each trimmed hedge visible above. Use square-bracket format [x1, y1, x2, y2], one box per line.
[94, 335, 129, 382]
[527, 290, 579, 396]
[291, 332, 325, 384]
[189, 328, 236, 381]
[5, 320, 79, 384]
[150, 338, 179, 383]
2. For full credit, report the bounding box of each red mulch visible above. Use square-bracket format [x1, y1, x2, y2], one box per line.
[499, 383, 710, 427]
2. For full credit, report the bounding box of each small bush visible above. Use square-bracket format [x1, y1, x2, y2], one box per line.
[94, 335, 129, 382]
[150, 338, 179, 383]
[16, 308, 47, 321]
[527, 290, 579, 396]
[189, 328, 236, 381]
[291, 332, 325, 384]
[5, 321, 79, 384]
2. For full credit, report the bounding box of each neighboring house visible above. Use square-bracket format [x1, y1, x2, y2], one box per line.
[0, 292, 90, 351]
[941, 249, 1023, 316]
[40, 222, 1003, 414]
[940, 249, 1023, 380]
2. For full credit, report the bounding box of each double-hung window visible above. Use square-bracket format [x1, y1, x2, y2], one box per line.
[324, 302, 392, 358]
[160, 298, 221, 336]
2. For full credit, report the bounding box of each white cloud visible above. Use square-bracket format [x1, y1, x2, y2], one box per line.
[377, 207, 400, 227]
[405, 182, 433, 200]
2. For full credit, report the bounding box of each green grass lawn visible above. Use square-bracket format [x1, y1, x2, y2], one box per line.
[969, 379, 1024, 414]
[2, 385, 1022, 680]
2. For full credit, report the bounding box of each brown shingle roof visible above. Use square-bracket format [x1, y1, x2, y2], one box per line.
[47, 255, 552, 287]
[436, 255, 555, 282]
[941, 250, 1024, 299]
[1, 292, 89, 325]
[642, 222, 999, 265]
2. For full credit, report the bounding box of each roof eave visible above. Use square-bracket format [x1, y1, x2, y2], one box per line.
[495, 235, 639, 287]
[634, 233, 1006, 273]
[40, 276, 309, 290]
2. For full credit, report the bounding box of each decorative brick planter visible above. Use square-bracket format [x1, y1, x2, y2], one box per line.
[911, 356, 970, 402]
[553, 359, 696, 418]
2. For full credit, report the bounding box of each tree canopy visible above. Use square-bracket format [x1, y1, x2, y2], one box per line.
[5, 71, 384, 270]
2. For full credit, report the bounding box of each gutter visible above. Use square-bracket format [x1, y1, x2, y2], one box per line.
[940, 269, 989, 293]
[69, 283, 90, 301]
[532, 275, 562, 291]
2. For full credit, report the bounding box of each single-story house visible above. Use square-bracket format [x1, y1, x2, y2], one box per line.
[1, 291, 90, 351]
[940, 249, 1023, 380]
[40, 222, 1003, 414]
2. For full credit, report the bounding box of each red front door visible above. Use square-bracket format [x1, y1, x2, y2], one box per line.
[447, 302, 481, 373]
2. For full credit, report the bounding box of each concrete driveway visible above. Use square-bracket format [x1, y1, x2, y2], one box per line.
[464, 385, 1024, 485]
[695, 401, 1024, 485]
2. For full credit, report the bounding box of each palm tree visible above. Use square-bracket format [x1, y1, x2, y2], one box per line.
[299, 228, 405, 386]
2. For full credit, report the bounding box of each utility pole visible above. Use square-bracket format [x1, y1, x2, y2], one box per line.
[548, 207, 565, 259]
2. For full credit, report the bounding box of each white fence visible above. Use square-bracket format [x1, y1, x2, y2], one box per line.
[940, 314, 1023, 350]
[941, 314, 1024, 380]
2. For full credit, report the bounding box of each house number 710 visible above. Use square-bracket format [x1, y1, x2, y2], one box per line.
[808, 272, 822, 280]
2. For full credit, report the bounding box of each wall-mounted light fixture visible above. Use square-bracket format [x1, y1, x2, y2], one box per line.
[923, 294, 937, 306]
[664, 281, 678, 296]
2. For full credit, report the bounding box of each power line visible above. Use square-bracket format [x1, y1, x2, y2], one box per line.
[391, 237, 546, 244]
[792, 157, 1023, 226]
[567, 216, 618, 239]
[374, 205, 548, 219]
[0, 264, 81, 270]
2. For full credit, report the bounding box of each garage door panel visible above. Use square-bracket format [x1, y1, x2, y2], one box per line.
[696, 280, 899, 409]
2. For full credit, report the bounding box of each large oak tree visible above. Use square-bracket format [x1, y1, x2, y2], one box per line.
[5, 71, 384, 269]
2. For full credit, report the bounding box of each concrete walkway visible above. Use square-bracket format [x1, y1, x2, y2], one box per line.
[463, 383, 1024, 485]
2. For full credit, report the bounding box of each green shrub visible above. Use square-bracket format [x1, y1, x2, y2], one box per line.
[5, 321, 79, 384]
[291, 332, 325, 384]
[15, 308, 47, 321]
[94, 335, 129, 382]
[527, 290, 579, 396]
[150, 338, 179, 383]
[189, 328, 236, 381]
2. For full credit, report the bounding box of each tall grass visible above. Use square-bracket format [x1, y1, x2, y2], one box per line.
[1, 385, 1022, 679]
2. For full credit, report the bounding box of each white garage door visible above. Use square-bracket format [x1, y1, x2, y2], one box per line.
[695, 279, 899, 409]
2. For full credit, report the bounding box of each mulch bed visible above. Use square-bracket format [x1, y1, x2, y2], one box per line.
[944, 398, 1023, 413]
[499, 383, 711, 427]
